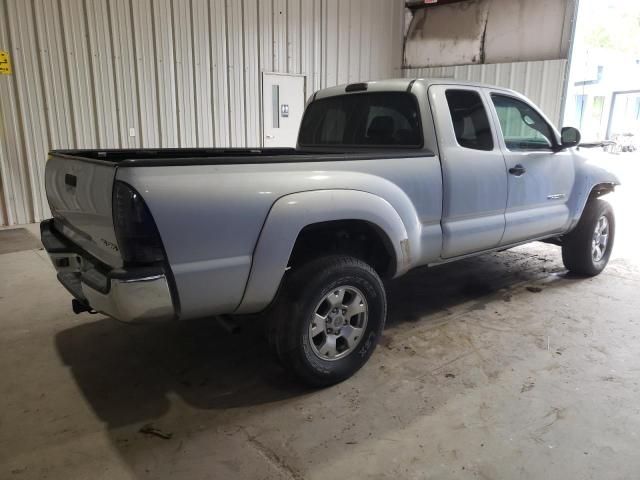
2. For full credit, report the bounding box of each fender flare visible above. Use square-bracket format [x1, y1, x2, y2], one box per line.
[567, 181, 617, 232]
[234, 189, 413, 314]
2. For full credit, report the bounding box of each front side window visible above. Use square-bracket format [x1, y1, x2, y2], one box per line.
[298, 92, 422, 148]
[491, 94, 555, 151]
[445, 90, 494, 151]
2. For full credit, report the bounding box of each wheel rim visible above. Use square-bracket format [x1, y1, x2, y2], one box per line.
[592, 215, 610, 262]
[308, 285, 368, 361]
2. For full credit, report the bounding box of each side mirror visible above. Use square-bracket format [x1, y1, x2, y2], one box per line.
[560, 127, 581, 149]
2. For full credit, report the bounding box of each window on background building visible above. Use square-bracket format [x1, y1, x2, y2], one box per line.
[592, 96, 605, 123]
[575, 94, 588, 128]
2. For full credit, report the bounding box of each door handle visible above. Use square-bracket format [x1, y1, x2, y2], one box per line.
[508, 164, 526, 176]
[265, 135, 275, 139]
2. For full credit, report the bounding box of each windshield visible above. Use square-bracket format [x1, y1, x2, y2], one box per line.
[298, 92, 423, 148]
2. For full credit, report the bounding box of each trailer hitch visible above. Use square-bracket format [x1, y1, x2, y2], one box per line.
[72, 299, 98, 315]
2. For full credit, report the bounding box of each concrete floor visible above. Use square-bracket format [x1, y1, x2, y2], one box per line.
[1, 154, 639, 480]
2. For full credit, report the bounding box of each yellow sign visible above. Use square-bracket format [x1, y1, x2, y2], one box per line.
[0, 51, 12, 75]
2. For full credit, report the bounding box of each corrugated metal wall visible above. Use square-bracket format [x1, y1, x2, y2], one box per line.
[403, 59, 569, 127]
[0, 0, 404, 226]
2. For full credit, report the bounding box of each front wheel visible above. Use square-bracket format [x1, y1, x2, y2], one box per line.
[562, 199, 615, 276]
[269, 255, 387, 387]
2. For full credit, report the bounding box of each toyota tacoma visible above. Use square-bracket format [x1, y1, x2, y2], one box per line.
[41, 79, 619, 386]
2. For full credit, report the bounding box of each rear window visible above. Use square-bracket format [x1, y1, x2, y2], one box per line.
[298, 92, 423, 148]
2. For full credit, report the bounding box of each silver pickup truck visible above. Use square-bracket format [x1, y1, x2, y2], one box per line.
[41, 78, 619, 386]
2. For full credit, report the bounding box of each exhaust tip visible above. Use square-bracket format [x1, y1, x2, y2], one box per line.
[72, 298, 97, 315]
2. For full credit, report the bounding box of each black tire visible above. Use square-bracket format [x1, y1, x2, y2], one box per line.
[562, 198, 615, 276]
[268, 255, 386, 387]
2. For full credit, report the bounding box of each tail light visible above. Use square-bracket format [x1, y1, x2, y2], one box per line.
[113, 181, 165, 265]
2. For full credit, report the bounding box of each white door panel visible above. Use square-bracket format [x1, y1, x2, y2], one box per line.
[262, 73, 305, 147]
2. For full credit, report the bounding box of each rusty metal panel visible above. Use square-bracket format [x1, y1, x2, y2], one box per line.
[405, 0, 574, 68]
[484, 0, 575, 64]
[405, 1, 489, 68]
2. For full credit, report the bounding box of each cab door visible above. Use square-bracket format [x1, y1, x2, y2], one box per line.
[486, 91, 575, 245]
[429, 85, 508, 258]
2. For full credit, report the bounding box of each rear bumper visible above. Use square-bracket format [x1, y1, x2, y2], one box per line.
[41, 219, 175, 323]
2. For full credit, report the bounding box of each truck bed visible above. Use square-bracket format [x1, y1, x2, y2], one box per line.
[51, 147, 432, 167]
[45, 146, 435, 271]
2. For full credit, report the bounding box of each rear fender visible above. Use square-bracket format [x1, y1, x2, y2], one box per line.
[234, 189, 412, 314]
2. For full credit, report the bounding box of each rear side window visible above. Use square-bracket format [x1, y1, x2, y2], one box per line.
[445, 90, 494, 151]
[491, 94, 555, 151]
[298, 92, 422, 148]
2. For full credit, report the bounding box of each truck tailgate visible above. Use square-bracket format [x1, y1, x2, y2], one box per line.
[45, 153, 122, 268]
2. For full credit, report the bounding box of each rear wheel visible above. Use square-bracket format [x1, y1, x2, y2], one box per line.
[269, 255, 386, 387]
[562, 199, 615, 276]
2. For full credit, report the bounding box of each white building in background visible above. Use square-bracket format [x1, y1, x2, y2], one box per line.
[564, 48, 640, 142]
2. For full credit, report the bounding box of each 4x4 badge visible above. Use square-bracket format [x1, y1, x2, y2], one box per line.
[100, 239, 119, 251]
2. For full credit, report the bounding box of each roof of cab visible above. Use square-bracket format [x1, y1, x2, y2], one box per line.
[313, 78, 518, 100]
